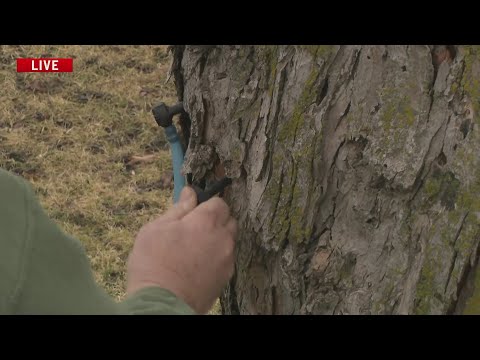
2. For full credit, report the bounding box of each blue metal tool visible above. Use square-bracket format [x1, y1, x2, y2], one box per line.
[152, 102, 232, 204]
[152, 102, 186, 203]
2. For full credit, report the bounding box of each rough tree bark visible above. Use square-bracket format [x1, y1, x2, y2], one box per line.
[170, 45, 480, 315]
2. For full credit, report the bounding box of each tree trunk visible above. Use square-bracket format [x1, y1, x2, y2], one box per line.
[170, 45, 480, 315]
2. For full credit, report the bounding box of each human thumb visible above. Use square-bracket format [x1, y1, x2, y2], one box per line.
[160, 186, 198, 222]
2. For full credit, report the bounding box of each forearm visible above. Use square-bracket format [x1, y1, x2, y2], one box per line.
[11, 175, 193, 315]
[120, 287, 196, 315]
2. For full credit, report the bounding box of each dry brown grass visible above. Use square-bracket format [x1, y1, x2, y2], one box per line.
[0, 45, 190, 304]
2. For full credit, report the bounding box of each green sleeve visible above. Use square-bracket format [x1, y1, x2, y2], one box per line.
[0, 169, 195, 315]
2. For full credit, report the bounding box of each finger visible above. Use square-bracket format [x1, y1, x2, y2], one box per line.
[160, 186, 198, 222]
[219, 230, 236, 278]
[225, 217, 238, 239]
[195, 197, 231, 226]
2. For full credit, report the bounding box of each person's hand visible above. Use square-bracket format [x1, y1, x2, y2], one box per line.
[126, 186, 237, 314]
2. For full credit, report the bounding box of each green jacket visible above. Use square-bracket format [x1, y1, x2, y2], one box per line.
[0, 168, 195, 315]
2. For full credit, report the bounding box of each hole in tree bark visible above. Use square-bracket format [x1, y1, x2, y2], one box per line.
[436, 151, 447, 166]
[369, 174, 387, 189]
[460, 119, 471, 139]
[316, 77, 329, 105]
[446, 45, 457, 61]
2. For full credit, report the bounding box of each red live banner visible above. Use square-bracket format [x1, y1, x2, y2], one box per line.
[17, 58, 73, 72]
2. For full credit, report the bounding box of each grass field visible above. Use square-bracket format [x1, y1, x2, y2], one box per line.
[0, 45, 220, 314]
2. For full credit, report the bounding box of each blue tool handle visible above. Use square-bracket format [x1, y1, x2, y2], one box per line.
[164, 125, 186, 203]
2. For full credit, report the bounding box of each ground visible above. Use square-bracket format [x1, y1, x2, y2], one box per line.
[0, 45, 220, 314]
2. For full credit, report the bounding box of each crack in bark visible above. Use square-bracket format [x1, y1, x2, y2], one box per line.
[347, 48, 362, 85]
[245, 46, 256, 82]
[431, 46, 443, 86]
[268, 164, 285, 229]
[236, 47, 258, 124]
[440, 115, 451, 152]
[223, 271, 241, 315]
[283, 152, 299, 242]
[320, 50, 351, 118]
[415, 112, 453, 195]
[264, 62, 289, 185]
[200, 95, 209, 145]
[408, 118, 446, 203]
[444, 212, 469, 294]
[304, 133, 320, 225]
[425, 48, 441, 124]
[328, 138, 346, 177]
[444, 251, 458, 296]
[309, 133, 320, 185]
[334, 102, 351, 132]
[426, 87, 436, 121]
[316, 76, 329, 105]
[456, 57, 467, 96]
[170, 45, 185, 100]
[376, 227, 392, 262]
[246, 108, 263, 150]
[323, 142, 344, 247]
[197, 51, 210, 78]
[448, 242, 480, 315]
